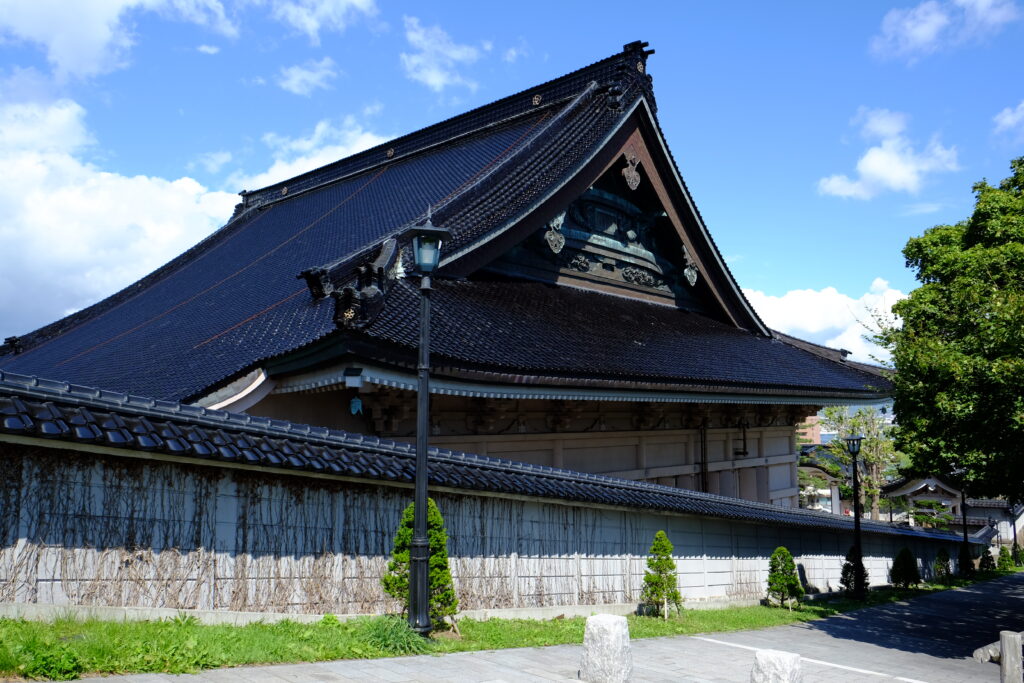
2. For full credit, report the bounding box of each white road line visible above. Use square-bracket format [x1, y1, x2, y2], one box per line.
[692, 637, 929, 682]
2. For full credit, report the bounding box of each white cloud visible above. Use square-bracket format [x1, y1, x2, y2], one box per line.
[0, 99, 236, 336]
[197, 44, 220, 54]
[994, 99, 1024, 134]
[188, 150, 232, 173]
[870, 0, 1019, 62]
[0, 0, 237, 79]
[744, 278, 907, 363]
[267, 0, 377, 45]
[818, 107, 958, 200]
[399, 16, 481, 92]
[361, 101, 382, 117]
[276, 56, 337, 96]
[228, 115, 389, 190]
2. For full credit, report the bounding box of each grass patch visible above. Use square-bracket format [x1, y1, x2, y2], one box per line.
[1, 569, 1018, 679]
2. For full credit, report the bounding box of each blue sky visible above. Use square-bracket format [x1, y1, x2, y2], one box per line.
[1, 0, 1022, 362]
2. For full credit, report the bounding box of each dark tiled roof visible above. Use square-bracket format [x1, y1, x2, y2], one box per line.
[0, 371, 962, 542]
[0, 41, 884, 405]
[358, 279, 890, 397]
[0, 45, 652, 402]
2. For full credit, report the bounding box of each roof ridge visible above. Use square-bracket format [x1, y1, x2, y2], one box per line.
[236, 41, 656, 215]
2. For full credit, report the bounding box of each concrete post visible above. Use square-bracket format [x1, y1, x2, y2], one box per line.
[1001, 630, 1022, 683]
[751, 649, 802, 683]
[578, 614, 631, 683]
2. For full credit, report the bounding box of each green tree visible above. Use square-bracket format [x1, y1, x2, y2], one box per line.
[980, 549, 997, 572]
[998, 545, 1014, 571]
[639, 530, 683, 619]
[932, 548, 951, 584]
[381, 498, 459, 629]
[889, 547, 921, 589]
[910, 499, 954, 530]
[839, 546, 869, 597]
[821, 407, 902, 521]
[767, 546, 804, 610]
[878, 158, 1024, 499]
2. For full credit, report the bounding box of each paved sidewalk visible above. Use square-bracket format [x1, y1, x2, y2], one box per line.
[101, 573, 1024, 682]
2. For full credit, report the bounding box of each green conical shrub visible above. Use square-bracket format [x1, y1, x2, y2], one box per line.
[639, 530, 683, 619]
[381, 498, 459, 630]
[889, 547, 921, 589]
[980, 549, 996, 572]
[932, 547, 951, 584]
[839, 546, 869, 597]
[998, 545, 1014, 571]
[767, 546, 804, 610]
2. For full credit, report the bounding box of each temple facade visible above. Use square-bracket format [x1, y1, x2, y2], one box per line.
[0, 42, 969, 618]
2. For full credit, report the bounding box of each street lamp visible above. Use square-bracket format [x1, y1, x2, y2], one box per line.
[407, 218, 450, 636]
[844, 433, 865, 599]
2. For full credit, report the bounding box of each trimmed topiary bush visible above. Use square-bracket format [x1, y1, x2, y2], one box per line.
[839, 546, 869, 597]
[640, 530, 684, 619]
[767, 546, 804, 610]
[889, 547, 921, 589]
[381, 498, 459, 630]
[980, 549, 997, 572]
[998, 545, 1014, 571]
[932, 548, 951, 584]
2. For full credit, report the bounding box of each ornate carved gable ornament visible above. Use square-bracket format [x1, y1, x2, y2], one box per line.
[622, 153, 641, 191]
[544, 211, 566, 254]
[682, 244, 699, 287]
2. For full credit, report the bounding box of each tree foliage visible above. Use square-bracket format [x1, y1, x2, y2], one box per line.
[932, 548, 951, 584]
[879, 158, 1024, 499]
[766, 546, 804, 609]
[889, 547, 921, 589]
[998, 545, 1014, 571]
[980, 548, 997, 572]
[639, 530, 683, 619]
[380, 498, 459, 629]
[839, 546, 869, 597]
[821, 407, 902, 521]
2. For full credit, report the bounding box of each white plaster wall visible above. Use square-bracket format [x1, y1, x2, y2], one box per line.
[0, 445, 961, 615]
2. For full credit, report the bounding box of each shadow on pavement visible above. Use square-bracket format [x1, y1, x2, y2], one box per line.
[799, 573, 1024, 659]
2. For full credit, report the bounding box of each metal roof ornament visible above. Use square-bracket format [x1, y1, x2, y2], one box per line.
[544, 211, 566, 254]
[622, 153, 641, 190]
[532, 94, 543, 106]
[682, 244, 699, 287]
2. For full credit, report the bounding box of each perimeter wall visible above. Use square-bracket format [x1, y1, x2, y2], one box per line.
[0, 444, 962, 616]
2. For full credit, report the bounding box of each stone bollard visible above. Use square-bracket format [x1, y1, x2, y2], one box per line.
[1000, 631, 1022, 683]
[750, 649, 802, 683]
[578, 614, 632, 683]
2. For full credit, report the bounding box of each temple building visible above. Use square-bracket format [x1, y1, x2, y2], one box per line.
[1, 42, 888, 509]
[1, 42, 971, 617]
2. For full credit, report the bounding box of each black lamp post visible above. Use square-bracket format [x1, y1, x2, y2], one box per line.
[845, 433, 865, 599]
[407, 219, 450, 636]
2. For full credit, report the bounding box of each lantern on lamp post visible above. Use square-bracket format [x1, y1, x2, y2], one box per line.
[406, 217, 450, 636]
